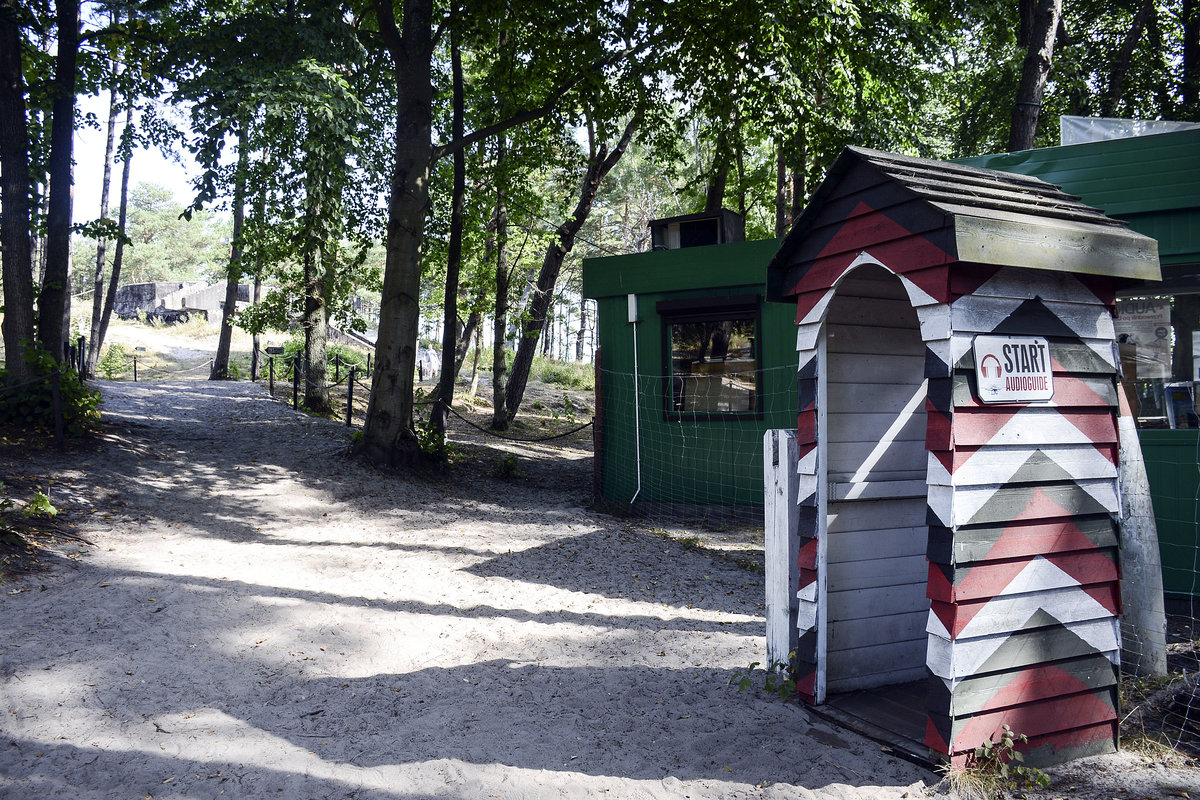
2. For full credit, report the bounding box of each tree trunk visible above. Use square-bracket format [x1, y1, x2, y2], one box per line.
[774, 140, 787, 238]
[38, 0, 81, 364]
[211, 133, 248, 380]
[0, 0, 36, 385]
[575, 296, 587, 362]
[491, 149, 511, 432]
[86, 82, 119, 374]
[1008, 0, 1061, 152]
[505, 115, 638, 421]
[96, 106, 133, 363]
[250, 274, 262, 380]
[430, 28, 466, 437]
[361, 0, 434, 465]
[453, 310, 479, 379]
[1101, 0, 1154, 117]
[302, 236, 330, 411]
[468, 321, 482, 399]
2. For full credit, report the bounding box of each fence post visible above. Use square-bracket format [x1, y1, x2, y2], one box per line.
[346, 367, 355, 427]
[334, 355, 341, 384]
[133, 356, 138, 382]
[292, 355, 300, 410]
[367, 353, 372, 375]
[50, 370, 65, 450]
[268, 357, 274, 394]
[77, 336, 86, 377]
[763, 429, 800, 668]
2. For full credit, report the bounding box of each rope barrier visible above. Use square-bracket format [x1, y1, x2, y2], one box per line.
[444, 403, 593, 443]
[0, 372, 57, 396]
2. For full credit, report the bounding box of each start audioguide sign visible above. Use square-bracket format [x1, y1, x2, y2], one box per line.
[972, 335, 1055, 404]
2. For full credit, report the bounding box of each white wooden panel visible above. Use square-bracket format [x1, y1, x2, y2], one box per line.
[836, 275, 910, 300]
[826, 412, 927, 442]
[827, 296, 926, 328]
[829, 439, 930, 475]
[951, 294, 1117, 340]
[951, 331, 1119, 371]
[827, 498, 927, 533]
[951, 443, 1118, 487]
[828, 579, 931, 620]
[827, 639, 928, 690]
[828, 479, 928, 501]
[827, 324, 926, 355]
[764, 430, 799, 668]
[949, 478, 1119, 526]
[822, 283, 929, 695]
[824, 527, 928, 563]
[926, 618, 1119, 681]
[825, 353, 926, 384]
[827, 553, 929, 591]
[828, 663, 929, 694]
[968, 268, 1105, 304]
[828, 380, 930, 414]
[829, 610, 928, 650]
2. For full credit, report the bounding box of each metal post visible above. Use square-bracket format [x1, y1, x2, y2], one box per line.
[334, 355, 341, 384]
[346, 367, 355, 426]
[77, 336, 86, 377]
[133, 356, 138, 382]
[269, 357, 275, 394]
[367, 353, 372, 374]
[292, 355, 300, 410]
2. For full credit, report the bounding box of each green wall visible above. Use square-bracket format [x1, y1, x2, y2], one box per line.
[956, 129, 1200, 268]
[1138, 430, 1200, 599]
[585, 239, 796, 508]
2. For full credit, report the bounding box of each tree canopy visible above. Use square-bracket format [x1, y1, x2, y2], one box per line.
[1, 0, 1195, 455]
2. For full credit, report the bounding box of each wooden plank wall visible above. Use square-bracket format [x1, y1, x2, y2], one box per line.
[926, 265, 1122, 766]
[824, 269, 931, 693]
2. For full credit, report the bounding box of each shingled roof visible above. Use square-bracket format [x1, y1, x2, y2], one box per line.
[767, 146, 1160, 301]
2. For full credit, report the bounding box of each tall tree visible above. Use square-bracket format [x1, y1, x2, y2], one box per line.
[1009, 0, 1062, 151]
[0, 0, 36, 385]
[504, 113, 639, 421]
[38, 0, 82, 363]
[210, 126, 249, 380]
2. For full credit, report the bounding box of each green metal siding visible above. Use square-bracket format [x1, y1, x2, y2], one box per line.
[1137, 430, 1200, 598]
[583, 239, 784, 300]
[587, 241, 796, 508]
[956, 130, 1200, 265]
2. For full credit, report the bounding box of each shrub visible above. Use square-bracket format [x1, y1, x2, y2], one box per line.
[531, 356, 593, 390]
[97, 343, 131, 379]
[0, 349, 102, 436]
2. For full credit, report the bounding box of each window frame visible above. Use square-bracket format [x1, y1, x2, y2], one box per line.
[657, 294, 764, 422]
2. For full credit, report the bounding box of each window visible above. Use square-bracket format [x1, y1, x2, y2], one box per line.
[658, 295, 761, 419]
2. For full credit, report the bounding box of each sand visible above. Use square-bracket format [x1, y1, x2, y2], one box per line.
[1, 380, 936, 799]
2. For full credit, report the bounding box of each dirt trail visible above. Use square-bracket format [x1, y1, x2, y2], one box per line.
[1, 380, 937, 799]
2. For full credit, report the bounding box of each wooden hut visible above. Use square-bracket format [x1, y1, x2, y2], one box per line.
[765, 147, 1160, 766]
[582, 234, 798, 512]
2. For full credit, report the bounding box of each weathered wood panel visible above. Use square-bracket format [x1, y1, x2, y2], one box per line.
[952, 372, 1119, 409]
[828, 553, 929, 593]
[927, 616, 1120, 681]
[950, 408, 1118, 448]
[764, 430, 799, 668]
[927, 515, 1119, 565]
[824, 272, 931, 695]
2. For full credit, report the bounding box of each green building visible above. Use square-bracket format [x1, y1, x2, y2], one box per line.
[960, 128, 1200, 600]
[582, 230, 796, 514]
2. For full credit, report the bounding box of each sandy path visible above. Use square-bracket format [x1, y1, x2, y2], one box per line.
[1, 380, 937, 799]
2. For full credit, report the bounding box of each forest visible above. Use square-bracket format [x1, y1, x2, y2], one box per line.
[1, 0, 1197, 467]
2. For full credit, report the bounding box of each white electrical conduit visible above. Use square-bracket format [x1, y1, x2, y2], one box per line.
[629, 294, 643, 503]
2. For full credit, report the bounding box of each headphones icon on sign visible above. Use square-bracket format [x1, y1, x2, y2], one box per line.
[980, 354, 1003, 378]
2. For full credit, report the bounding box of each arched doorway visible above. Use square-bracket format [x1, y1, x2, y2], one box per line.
[819, 264, 930, 747]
